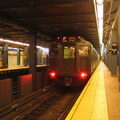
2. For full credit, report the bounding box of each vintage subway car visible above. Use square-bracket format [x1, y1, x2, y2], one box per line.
[48, 36, 100, 86]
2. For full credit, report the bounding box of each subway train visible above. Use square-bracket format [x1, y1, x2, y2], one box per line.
[48, 36, 100, 86]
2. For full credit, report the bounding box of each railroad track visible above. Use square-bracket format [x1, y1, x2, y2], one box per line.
[0, 85, 82, 120]
[0, 84, 57, 120]
[22, 86, 82, 120]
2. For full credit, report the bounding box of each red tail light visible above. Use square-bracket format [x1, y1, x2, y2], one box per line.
[49, 71, 57, 79]
[79, 71, 88, 79]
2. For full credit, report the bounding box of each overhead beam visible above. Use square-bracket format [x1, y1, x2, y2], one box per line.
[35, 21, 96, 26]
[0, 17, 54, 41]
[112, 10, 118, 29]
[0, 0, 89, 11]
[103, 0, 114, 43]
[17, 13, 94, 20]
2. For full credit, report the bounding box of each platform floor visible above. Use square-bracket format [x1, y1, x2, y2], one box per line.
[65, 61, 120, 120]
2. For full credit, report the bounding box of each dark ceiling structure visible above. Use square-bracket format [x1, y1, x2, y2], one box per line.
[0, 0, 118, 54]
[103, 0, 118, 44]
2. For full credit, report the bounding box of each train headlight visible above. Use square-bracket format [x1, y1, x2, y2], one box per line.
[49, 71, 57, 79]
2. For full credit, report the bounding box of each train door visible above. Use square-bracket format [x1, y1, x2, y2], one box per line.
[76, 45, 89, 71]
[60, 45, 76, 74]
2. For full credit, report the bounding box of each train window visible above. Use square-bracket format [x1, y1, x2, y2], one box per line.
[68, 37, 76, 42]
[62, 37, 76, 42]
[78, 46, 88, 56]
[64, 46, 75, 59]
[62, 37, 67, 42]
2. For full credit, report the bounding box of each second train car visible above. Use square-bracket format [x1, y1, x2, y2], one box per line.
[48, 36, 100, 86]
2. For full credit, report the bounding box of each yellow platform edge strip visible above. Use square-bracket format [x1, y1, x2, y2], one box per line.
[65, 62, 102, 120]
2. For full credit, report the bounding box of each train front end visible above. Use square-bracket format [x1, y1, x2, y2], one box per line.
[48, 36, 92, 86]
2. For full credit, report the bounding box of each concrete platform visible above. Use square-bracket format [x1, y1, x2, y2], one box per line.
[65, 61, 120, 120]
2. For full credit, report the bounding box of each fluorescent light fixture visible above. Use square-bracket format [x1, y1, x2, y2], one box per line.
[42, 48, 49, 54]
[96, 0, 104, 55]
[0, 39, 29, 46]
[23, 43, 29, 46]
[97, 4, 103, 19]
[96, 0, 103, 4]
[0, 38, 49, 54]
[36, 45, 42, 49]
[96, 0, 103, 45]
[8, 47, 18, 50]
[4, 39, 15, 43]
[0, 38, 4, 41]
[14, 41, 24, 45]
[36, 45, 49, 54]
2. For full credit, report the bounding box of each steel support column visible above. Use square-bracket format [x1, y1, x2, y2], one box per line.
[118, 0, 120, 85]
[106, 42, 112, 70]
[29, 33, 37, 92]
[24, 46, 29, 66]
[3, 43, 8, 68]
[17, 49, 20, 65]
[37, 48, 41, 65]
[111, 30, 117, 76]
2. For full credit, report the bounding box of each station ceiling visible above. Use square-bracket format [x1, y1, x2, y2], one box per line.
[0, 0, 118, 54]
[103, 0, 118, 44]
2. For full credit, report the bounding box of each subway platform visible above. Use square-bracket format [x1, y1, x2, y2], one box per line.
[65, 61, 120, 120]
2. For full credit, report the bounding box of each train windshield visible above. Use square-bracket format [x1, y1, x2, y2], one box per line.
[78, 46, 88, 56]
[64, 46, 75, 59]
